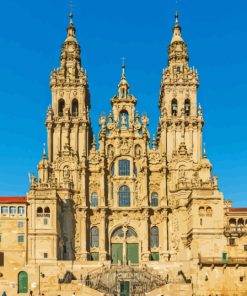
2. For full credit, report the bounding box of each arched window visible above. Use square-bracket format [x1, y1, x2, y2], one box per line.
[119, 185, 130, 207]
[238, 218, 244, 226]
[111, 163, 115, 176]
[206, 207, 212, 217]
[126, 228, 137, 238]
[10, 206, 16, 214]
[133, 163, 137, 177]
[44, 207, 50, 214]
[119, 110, 129, 128]
[119, 159, 130, 176]
[90, 226, 99, 248]
[199, 207, 205, 216]
[150, 226, 159, 248]
[151, 192, 158, 207]
[184, 99, 190, 116]
[171, 99, 177, 116]
[58, 99, 65, 117]
[72, 99, 78, 116]
[37, 207, 43, 214]
[229, 218, 236, 226]
[91, 192, 98, 208]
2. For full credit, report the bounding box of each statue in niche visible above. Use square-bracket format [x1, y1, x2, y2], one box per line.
[135, 145, 142, 158]
[63, 166, 70, 179]
[121, 113, 127, 127]
[107, 145, 115, 158]
[178, 165, 186, 179]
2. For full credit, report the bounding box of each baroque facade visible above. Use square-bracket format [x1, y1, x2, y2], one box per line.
[0, 11, 247, 296]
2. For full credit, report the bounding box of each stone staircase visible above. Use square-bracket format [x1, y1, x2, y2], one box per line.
[84, 265, 167, 295]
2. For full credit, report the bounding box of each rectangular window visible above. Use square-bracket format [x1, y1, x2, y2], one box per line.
[18, 207, 25, 215]
[18, 221, 24, 228]
[0, 252, 4, 266]
[244, 245, 247, 251]
[44, 253, 48, 258]
[44, 218, 48, 225]
[229, 238, 235, 246]
[119, 160, 130, 176]
[1, 207, 8, 215]
[18, 235, 24, 243]
[10, 206, 16, 215]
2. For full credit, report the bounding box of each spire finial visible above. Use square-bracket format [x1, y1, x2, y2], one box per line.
[121, 57, 126, 78]
[203, 142, 207, 158]
[69, 0, 74, 25]
[43, 143, 47, 159]
[175, 11, 179, 25]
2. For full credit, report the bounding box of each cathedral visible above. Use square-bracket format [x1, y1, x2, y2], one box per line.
[0, 9, 247, 296]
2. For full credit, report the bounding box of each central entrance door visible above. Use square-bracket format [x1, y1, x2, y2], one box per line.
[120, 281, 130, 296]
[127, 243, 139, 264]
[111, 226, 139, 265]
[112, 243, 123, 264]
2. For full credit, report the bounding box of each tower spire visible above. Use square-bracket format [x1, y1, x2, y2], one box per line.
[171, 11, 183, 43]
[118, 60, 129, 98]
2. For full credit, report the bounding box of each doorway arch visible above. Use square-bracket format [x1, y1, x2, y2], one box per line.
[18, 271, 28, 293]
[111, 226, 139, 265]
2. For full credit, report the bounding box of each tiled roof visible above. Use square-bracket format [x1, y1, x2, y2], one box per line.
[228, 208, 247, 213]
[0, 197, 27, 203]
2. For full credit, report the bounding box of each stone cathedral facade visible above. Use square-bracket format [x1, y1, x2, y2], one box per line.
[0, 11, 247, 296]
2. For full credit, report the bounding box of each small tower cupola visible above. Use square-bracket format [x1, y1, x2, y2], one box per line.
[168, 12, 188, 66]
[66, 12, 76, 40]
[118, 64, 130, 98]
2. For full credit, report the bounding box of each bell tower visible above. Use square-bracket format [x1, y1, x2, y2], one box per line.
[47, 12, 92, 162]
[157, 13, 203, 163]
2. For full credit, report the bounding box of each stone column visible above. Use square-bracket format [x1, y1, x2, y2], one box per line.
[99, 209, 107, 261]
[141, 209, 150, 262]
[80, 209, 88, 261]
[160, 209, 169, 262]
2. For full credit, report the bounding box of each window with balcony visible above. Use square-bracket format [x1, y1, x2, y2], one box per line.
[91, 192, 98, 208]
[119, 159, 130, 176]
[150, 226, 159, 248]
[90, 226, 99, 248]
[119, 185, 130, 207]
[151, 192, 158, 207]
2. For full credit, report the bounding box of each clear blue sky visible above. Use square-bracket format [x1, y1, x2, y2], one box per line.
[0, 0, 246, 207]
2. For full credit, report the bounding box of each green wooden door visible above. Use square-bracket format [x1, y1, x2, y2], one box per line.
[18, 271, 28, 293]
[112, 243, 123, 264]
[120, 281, 130, 296]
[127, 243, 139, 264]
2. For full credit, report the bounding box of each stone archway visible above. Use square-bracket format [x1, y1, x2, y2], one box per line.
[111, 226, 139, 265]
